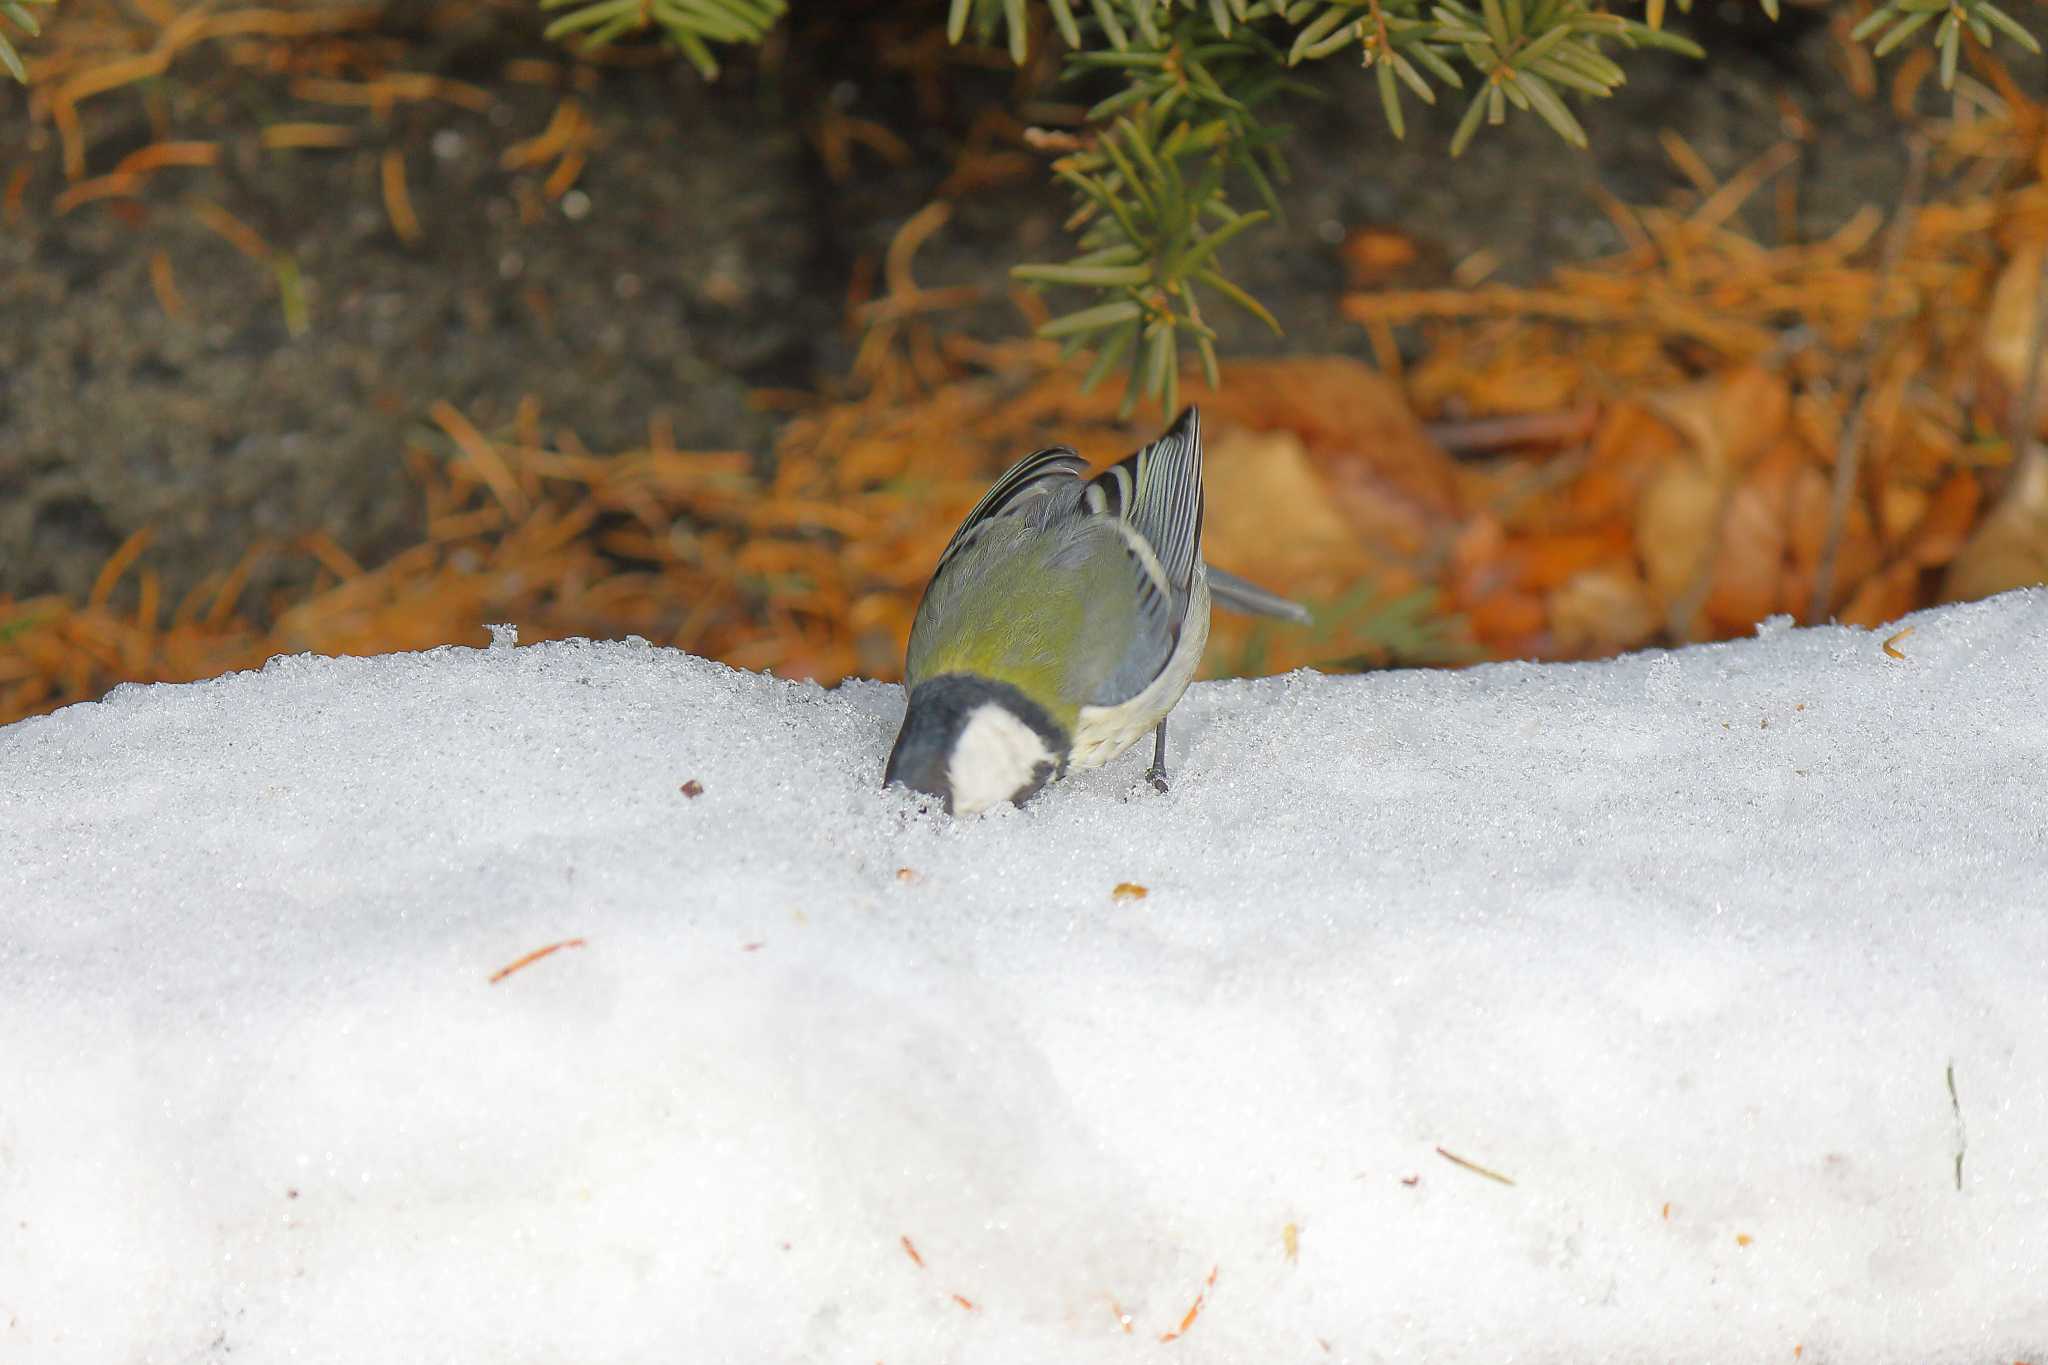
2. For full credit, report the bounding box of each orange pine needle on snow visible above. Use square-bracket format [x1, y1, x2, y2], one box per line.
[486, 938, 587, 985]
[1156, 1265, 1219, 1342]
[1158, 1294, 1204, 1342]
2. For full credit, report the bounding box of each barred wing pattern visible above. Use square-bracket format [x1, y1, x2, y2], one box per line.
[1081, 406, 1206, 706]
[1084, 406, 1204, 626]
[932, 445, 1090, 577]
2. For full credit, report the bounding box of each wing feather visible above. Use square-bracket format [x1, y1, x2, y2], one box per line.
[911, 415, 1210, 711]
[934, 445, 1089, 574]
[1076, 406, 1206, 705]
[1085, 406, 1204, 626]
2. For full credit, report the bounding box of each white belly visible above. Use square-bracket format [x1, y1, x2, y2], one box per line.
[1068, 567, 1212, 770]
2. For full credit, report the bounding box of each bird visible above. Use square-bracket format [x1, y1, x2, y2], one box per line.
[883, 405, 1312, 815]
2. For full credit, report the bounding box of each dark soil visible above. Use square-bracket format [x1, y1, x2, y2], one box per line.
[0, 1, 1958, 608]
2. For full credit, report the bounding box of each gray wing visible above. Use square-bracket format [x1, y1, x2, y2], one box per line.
[1084, 406, 1204, 625]
[933, 445, 1090, 576]
[1071, 406, 1206, 705]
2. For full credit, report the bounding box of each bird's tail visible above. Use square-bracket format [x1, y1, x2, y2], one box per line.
[1208, 566, 1313, 625]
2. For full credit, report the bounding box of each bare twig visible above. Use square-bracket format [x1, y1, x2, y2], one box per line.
[1426, 404, 1600, 455]
[1809, 136, 1928, 624]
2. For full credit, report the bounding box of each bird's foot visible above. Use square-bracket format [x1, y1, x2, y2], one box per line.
[1145, 720, 1171, 794]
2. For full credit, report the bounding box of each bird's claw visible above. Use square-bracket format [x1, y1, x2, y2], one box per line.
[1146, 768, 1170, 795]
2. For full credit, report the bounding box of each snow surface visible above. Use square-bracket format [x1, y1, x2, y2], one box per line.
[3, 592, 2046, 1364]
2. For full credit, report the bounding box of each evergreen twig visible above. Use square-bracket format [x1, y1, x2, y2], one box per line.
[1, 0, 55, 84]
[539, 0, 787, 77]
[515, 0, 2048, 412]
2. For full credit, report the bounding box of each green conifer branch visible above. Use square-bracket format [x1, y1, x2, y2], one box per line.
[1, 0, 55, 85]
[521, 0, 2048, 412]
[539, 0, 787, 77]
[992, 0, 2042, 411]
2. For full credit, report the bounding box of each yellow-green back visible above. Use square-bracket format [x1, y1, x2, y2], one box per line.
[905, 518, 1137, 731]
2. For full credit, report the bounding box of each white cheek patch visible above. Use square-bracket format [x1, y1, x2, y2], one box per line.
[947, 703, 1057, 815]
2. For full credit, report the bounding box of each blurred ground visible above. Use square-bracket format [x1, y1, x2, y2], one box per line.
[3, 0, 2047, 723]
[3, 0, 1903, 604]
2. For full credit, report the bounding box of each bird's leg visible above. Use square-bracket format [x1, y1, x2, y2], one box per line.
[1146, 719, 1170, 794]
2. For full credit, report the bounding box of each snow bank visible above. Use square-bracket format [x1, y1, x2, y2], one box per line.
[3, 592, 2045, 1364]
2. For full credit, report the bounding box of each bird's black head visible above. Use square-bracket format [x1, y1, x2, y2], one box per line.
[884, 674, 1069, 816]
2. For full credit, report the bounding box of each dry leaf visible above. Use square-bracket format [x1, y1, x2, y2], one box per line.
[1465, 590, 1547, 649]
[1207, 358, 1463, 558]
[1704, 443, 1797, 633]
[1637, 461, 1723, 612]
[1784, 462, 1880, 617]
[1203, 428, 1376, 587]
[1981, 245, 2048, 435]
[1943, 454, 2048, 602]
[1880, 484, 1931, 548]
[1557, 465, 1640, 530]
[1907, 472, 1981, 568]
[1450, 515, 1509, 600]
[1591, 401, 1689, 472]
[1646, 365, 1792, 478]
[1839, 559, 1922, 627]
[1549, 566, 1659, 655]
[1504, 528, 1632, 593]
[1111, 882, 1148, 902]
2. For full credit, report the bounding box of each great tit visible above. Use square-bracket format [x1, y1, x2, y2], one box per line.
[883, 406, 1311, 815]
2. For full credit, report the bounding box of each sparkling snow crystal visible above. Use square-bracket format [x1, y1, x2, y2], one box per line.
[3, 592, 2046, 1363]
